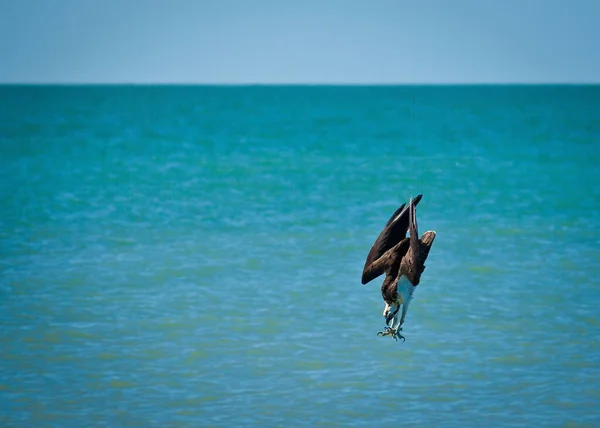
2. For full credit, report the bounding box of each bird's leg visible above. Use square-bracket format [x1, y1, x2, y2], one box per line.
[376, 327, 393, 337]
[397, 298, 412, 333]
[376, 314, 405, 342]
[392, 328, 406, 342]
[377, 327, 405, 342]
[377, 305, 398, 337]
[388, 317, 405, 342]
[377, 321, 395, 337]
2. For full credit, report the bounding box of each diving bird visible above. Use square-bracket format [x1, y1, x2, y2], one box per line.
[361, 194, 436, 341]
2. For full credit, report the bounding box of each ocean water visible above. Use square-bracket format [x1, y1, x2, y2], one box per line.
[1, 85, 599, 427]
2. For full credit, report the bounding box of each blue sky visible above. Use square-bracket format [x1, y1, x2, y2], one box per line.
[1, 0, 599, 83]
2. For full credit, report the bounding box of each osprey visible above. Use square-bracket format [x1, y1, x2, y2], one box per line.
[361, 194, 436, 341]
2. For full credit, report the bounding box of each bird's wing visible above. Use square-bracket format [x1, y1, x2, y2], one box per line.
[402, 199, 421, 285]
[361, 194, 423, 284]
[401, 202, 436, 286]
[418, 231, 436, 269]
[384, 203, 406, 227]
[361, 238, 410, 285]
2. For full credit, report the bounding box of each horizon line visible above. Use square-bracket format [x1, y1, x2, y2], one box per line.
[1, 81, 599, 86]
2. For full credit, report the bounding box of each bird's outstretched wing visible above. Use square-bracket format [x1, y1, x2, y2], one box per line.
[400, 201, 436, 286]
[418, 231, 436, 270]
[361, 194, 423, 284]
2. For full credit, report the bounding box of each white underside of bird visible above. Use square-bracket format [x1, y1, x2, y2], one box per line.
[386, 276, 416, 331]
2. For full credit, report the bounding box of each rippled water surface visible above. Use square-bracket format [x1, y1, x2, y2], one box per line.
[1, 85, 600, 427]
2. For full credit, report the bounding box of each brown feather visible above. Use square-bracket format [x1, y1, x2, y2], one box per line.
[361, 194, 422, 284]
[361, 195, 436, 309]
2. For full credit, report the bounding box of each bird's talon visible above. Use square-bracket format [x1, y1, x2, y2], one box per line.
[377, 326, 406, 341]
[377, 327, 393, 337]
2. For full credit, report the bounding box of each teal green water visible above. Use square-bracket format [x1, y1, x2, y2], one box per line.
[1, 85, 600, 427]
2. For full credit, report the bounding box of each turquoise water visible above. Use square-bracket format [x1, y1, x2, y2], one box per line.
[1, 85, 599, 427]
